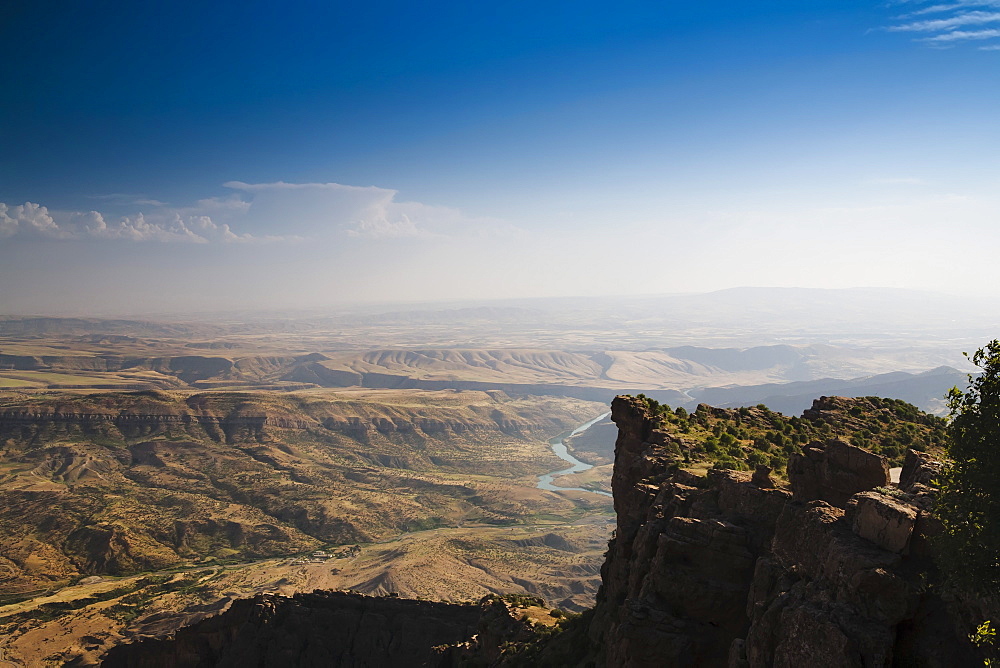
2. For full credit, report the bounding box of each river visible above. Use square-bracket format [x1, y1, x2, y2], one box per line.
[536, 412, 613, 497]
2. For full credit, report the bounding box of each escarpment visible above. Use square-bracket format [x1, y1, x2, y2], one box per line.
[585, 395, 977, 667]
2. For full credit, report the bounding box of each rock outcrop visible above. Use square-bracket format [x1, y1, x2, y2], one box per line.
[100, 591, 563, 668]
[788, 438, 889, 506]
[585, 395, 978, 667]
[102, 591, 483, 668]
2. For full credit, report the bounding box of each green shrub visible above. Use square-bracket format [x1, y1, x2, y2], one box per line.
[936, 340, 1000, 594]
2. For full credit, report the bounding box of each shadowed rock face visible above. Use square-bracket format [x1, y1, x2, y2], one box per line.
[102, 591, 482, 668]
[585, 395, 977, 668]
[788, 438, 890, 507]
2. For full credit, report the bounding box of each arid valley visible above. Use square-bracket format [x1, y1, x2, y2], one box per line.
[0, 290, 991, 664]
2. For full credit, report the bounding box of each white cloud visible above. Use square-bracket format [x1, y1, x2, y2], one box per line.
[87, 193, 166, 207]
[924, 27, 1000, 41]
[901, 4, 964, 14]
[0, 180, 510, 245]
[895, 1, 1000, 10]
[345, 212, 425, 239]
[223, 180, 383, 194]
[0, 202, 71, 239]
[191, 196, 252, 213]
[889, 10, 1000, 31]
[83, 211, 262, 243]
[899, 1, 1000, 15]
[85, 211, 196, 242]
[886, 2, 1000, 48]
[0, 202, 272, 244]
[224, 180, 514, 240]
[0, 204, 17, 238]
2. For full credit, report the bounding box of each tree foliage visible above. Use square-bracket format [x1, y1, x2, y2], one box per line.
[937, 340, 1000, 593]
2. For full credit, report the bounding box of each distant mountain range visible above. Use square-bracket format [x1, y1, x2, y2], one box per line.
[690, 365, 967, 416]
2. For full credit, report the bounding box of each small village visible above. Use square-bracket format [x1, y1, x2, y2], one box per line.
[286, 545, 362, 566]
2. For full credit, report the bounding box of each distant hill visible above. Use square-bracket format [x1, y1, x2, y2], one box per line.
[664, 345, 805, 372]
[0, 317, 210, 338]
[691, 365, 966, 416]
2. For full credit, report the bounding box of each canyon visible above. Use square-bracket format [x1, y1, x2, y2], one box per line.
[96, 395, 984, 666]
[0, 307, 988, 665]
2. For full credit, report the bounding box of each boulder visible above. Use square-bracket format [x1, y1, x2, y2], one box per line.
[850, 491, 918, 554]
[788, 439, 889, 507]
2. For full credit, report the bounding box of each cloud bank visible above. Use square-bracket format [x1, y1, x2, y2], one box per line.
[2, 175, 999, 315]
[0, 181, 505, 244]
[223, 181, 511, 240]
[0, 201, 265, 244]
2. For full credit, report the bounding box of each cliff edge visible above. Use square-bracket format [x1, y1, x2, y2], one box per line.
[585, 395, 977, 667]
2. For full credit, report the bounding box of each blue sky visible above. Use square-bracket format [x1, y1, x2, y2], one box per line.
[2, 1, 999, 313]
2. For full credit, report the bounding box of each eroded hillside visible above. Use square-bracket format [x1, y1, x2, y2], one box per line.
[0, 388, 606, 599]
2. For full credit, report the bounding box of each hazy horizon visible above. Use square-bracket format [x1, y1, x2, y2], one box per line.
[4, 2, 1000, 314]
[1, 285, 998, 321]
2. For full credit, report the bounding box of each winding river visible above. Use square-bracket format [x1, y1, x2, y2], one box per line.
[537, 412, 613, 497]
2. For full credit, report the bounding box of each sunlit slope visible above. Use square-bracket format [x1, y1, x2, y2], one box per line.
[327, 349, 605, 383]
[0, 332, 968, 413]
[0, 388, 604, 598]
[319, 347, 813, 389]
[2, 346, 799, 393]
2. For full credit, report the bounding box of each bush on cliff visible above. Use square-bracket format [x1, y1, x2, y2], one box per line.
[936, 340, 1000, 594]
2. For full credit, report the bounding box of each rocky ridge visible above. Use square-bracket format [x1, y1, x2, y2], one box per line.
[584, 395, 978, 667]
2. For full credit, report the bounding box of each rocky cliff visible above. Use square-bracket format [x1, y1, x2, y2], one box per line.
[585, 395, 978, 667]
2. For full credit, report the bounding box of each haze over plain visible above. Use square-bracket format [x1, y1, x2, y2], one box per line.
[3, 1, 1000, 314]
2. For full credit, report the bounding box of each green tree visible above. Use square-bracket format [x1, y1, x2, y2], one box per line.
[937, 340, 1000, 593]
